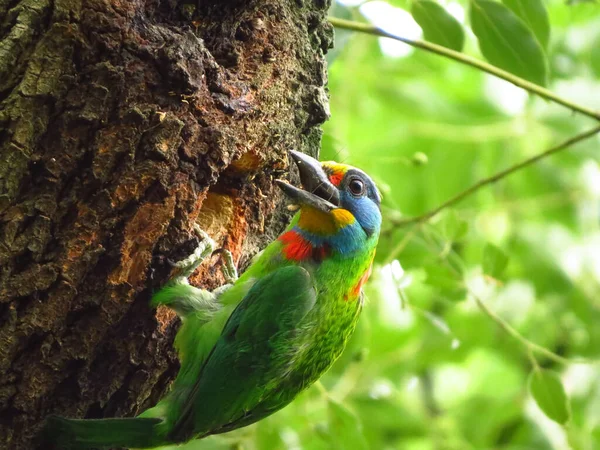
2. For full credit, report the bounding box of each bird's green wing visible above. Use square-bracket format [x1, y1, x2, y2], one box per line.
[168, 265, 317, 442]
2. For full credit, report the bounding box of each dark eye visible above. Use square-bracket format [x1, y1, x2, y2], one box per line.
[348, 177, 365, 197]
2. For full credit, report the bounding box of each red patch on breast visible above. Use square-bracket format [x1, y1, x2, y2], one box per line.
[279, 231, 330, 262]
[279, 230, 313, 261]
[348, 264, 373, 300]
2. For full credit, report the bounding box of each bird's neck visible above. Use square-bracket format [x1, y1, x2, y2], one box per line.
[278, 222, 376, 263]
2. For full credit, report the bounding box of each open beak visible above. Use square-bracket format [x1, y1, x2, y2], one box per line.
[276, 150, 340, 213]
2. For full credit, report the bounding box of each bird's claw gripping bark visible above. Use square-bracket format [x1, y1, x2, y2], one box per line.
[168, 224, 238, 287]
[209, 248, 238, 297]
[154, 225, 236, 319]
[168, 224, 216, 283]
[214, 248, 238, 284]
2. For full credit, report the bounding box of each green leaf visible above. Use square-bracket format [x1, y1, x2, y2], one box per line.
[482, 243, 509, 279]
[501, 0, 551, 50]
[528, 369, 571, 424]
[441, 210, 469, 242]
[591, 36, 600, 78]
[470, 0, 548, 86]
[424, 262, 467, 301]
[328, 399, 369, 450]
[410, 0, 465, 51]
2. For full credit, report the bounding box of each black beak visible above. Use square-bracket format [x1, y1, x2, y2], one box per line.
[276, 150, 340, 213]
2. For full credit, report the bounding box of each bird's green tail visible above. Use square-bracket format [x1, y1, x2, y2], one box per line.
[42, 415, 165, 449]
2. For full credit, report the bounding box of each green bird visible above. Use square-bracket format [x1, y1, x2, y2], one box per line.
[45, 151, 382, 449]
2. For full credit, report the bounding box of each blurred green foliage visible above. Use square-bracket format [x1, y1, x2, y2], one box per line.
[173, 0, 600, 448]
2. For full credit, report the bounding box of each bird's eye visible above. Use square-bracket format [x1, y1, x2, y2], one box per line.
[348, 177, 365, 197]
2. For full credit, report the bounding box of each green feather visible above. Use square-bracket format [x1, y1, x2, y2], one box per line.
[168, 266, 317, 442]
[43, 416, 162, 449]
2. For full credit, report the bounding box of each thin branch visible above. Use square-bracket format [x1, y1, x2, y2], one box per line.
[328, 17, 600, 122]
[472, 293, 596, 366]
[472, 294, 570, 365]
[389, 124, 600, 227]
[419, 371, 441, 417]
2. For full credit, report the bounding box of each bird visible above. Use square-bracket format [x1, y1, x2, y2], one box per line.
[44, 150, 382, 449]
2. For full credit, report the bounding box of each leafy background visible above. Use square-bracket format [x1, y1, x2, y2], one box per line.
[172, 0, 600, 449]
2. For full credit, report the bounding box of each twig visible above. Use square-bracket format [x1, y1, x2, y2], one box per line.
[419, 371, 441, 417]
[472, 293, 596, 366]
[390, 124, 600, 226]
[472, 294, 570, 365]
[328, 17, 600, 122]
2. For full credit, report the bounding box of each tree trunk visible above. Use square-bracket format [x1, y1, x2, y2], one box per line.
[0, 0, 332, 448]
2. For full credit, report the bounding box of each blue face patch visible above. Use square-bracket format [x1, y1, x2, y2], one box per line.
[339, 191, 382, 237]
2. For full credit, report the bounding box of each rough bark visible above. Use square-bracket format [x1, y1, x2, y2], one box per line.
[0, 0, 332, 448]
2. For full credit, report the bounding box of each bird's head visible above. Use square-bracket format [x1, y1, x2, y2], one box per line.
[276, 151, 381, 258]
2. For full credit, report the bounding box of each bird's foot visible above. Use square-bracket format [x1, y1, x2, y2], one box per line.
[168, 224, 216, 283]
[214, 248, 238, 284]
[168, 225, 238, 286]
[153, 225, 240, 318]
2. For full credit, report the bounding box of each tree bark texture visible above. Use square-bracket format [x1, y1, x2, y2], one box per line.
[0, 0, 332, 448]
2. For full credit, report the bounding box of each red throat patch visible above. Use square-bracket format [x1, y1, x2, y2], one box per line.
[279, 230, 312, 261]
[279, 230, 330, 262]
